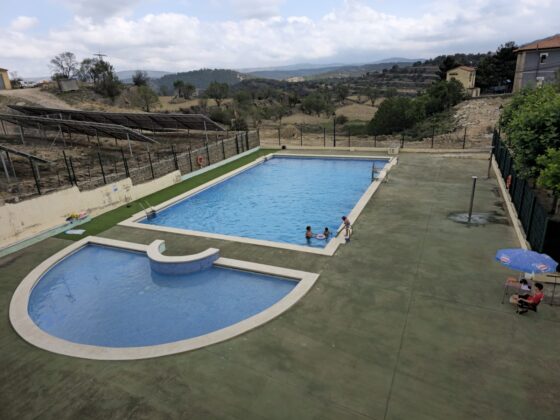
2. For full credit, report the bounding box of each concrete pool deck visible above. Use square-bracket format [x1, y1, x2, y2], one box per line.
[1, 152, 560, 419]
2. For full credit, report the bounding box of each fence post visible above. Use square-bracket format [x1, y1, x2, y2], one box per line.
[401, 133, 405, 148]
[206, 142, 211, 165]
[257, 128, 260, 145]
[147, 151, 155, 179]
[462, 126, 467, 149]
[374, 135, 377, 147]
[431, 126, 435, 148]
[97, 152, 107, 185]
[278, 128, 281, 146]
[188, 147, 193, 172]
[486, 146, 493, 179]
[236, 134, 240, 154]
[526, 196, 538, 240]
[171, 144, 179, 170]
[69, 157, 78, 187]
[29, 157, 41, 195]
[245, 131, 250, 150]
[221, 138, 226, 159]
[300, 126, 303, 146]
[62, 150, 73, 186]
[121, 148, 130, 178]
[468, 176, 478, 223]
[348, 129, 351, 147]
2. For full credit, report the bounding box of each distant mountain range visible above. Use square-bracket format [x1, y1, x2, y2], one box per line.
[116, 70, 172, 83]
[242, 58, 423, 80]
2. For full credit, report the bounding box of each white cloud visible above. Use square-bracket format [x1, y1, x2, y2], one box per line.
[9, 16, 39, 31]
[55, 0, 143, 20]
[2, 0, 560, 76]
[229, 0, 285, 19]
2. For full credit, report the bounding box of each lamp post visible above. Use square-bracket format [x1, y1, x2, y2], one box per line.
[332, 112, 336, 148]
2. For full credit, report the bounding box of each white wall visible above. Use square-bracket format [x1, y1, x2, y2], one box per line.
[0, 171, 181, 248]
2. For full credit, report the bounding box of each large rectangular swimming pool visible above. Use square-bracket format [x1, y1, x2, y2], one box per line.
[141, 156, 388, 248]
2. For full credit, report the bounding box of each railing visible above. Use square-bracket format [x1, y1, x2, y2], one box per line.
[492, 131, 552, 253]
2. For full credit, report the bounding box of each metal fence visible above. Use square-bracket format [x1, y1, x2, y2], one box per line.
[0, 131, 259, 201]
[492, 131, 551, 252]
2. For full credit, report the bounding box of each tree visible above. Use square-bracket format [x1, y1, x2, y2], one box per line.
[365, 86, 380, 106]
[476, 42, 517, 92]
[537, 148, 560, 214]
[367, 97, 422, 135]
[436, 55, 459, 80]
[335, 84, 349, 103]
[91, 59, 122, 101]
[77, 58, 98, 83]
[501, 85, 560, 178]
[50, 52, 78, 80]
[384, 87, 398, 98]
[173, 80, 196, 99]
[205, 81, 229, 106]
[9, 71, 23, 88]
[132, 85, 160, 112]
[301, 92, 333, 117]
[132, 70, 150, 87]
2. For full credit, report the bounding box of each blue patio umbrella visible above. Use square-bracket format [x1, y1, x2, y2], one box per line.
[495, 248, 558, 274]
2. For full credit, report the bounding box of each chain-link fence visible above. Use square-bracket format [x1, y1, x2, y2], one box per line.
[259, 123, 487, 150]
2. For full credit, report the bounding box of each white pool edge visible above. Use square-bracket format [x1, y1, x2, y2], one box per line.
[119, 153, 398, 256]
[9, 236, 319, 360]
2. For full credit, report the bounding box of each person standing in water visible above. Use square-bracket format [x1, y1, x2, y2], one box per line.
[305, 226, 314, 244]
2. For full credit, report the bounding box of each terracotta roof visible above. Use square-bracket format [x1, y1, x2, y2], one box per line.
[447, 66, 476, 73]
[0, 68, 8, 72]
[516, 34, 560, 52]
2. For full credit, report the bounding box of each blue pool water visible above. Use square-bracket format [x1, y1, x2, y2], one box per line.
[143, 157, 387, 247]
[28, 245, 296, 347]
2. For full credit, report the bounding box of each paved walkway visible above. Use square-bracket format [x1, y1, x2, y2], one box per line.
[1, 153, 559, 419]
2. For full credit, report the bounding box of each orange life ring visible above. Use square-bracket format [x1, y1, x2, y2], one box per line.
[197, 155, 204, 166]
[506, 175, 512, 189]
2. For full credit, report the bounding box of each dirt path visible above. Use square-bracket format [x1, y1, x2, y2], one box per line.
[0, 88, 73, 110]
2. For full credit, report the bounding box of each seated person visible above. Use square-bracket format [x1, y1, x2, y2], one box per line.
[511, 283, 544, 314]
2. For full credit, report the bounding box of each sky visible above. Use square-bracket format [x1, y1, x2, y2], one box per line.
[1, 0, 559, 77]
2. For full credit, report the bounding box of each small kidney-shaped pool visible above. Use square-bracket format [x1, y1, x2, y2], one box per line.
[10, 237, 318, 360]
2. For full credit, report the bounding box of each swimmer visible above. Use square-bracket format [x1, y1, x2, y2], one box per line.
[323, 227, 331, 239]
[305, 226, 313, 243]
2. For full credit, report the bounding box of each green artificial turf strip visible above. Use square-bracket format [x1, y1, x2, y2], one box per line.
[56, 149, 274, 240]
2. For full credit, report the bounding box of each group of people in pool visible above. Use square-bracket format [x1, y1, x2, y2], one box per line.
[305, 216, 352, 243]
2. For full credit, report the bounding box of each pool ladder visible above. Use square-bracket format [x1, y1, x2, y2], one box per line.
[139, 201, 157, 219]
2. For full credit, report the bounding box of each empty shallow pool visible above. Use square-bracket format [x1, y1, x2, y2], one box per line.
[28, 244, 297, 348]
